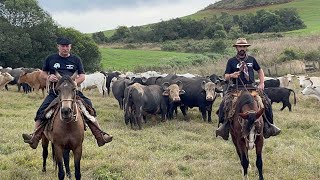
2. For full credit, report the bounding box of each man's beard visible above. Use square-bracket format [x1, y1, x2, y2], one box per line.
[237, 50, 246, 58]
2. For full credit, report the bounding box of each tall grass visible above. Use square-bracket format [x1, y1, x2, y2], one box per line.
[0, 79, 320, 179]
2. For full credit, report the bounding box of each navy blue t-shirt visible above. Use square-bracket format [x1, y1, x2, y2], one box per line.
[224, 55, 261, 84]
[42, 53, 85, 76]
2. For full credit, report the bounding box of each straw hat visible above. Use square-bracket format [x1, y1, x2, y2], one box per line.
[233, 38, 251, 47]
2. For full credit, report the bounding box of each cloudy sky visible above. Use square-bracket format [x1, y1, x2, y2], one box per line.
[38, 0, 219, 33]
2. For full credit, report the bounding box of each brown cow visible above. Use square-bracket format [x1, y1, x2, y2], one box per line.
[18, 70, 47, 97]
[0, 72, 14, 90]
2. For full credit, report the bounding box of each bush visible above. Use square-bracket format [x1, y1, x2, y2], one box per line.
[304, 50, 320, 61]
[278, 48, 304, 62]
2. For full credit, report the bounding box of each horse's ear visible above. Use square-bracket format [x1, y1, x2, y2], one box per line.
[239, 112, 249, 119]
[71, 71, 78, 81]
[55, 71, 62, 80]
[256, 108, 265, 119]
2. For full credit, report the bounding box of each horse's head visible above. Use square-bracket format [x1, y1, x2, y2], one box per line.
[55, 71, 77, 121]
[236, 91, 264, 136]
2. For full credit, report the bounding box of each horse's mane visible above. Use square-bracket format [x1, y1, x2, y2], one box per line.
[235, 91, 255, 114]
[56, 75, 75, 88]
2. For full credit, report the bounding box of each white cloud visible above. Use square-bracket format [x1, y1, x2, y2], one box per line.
[44, 0, 217, 33]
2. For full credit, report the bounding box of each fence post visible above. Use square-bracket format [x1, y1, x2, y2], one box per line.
[268, 68, 272, 77]
[274, 63, 278, 76]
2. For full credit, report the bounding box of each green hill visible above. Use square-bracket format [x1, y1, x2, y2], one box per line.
[101, 0, 319, 37]
[190, 0, 320, 35]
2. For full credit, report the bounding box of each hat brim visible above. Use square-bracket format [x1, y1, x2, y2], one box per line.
[233, 44, 251, 47]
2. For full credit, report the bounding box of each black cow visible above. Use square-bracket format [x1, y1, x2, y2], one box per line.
[123, 83, 167, 130]
[4, 68, 32, 93]
[171, 77, 219, 123]
[112, 78, 131, 109]
[101, 71, 121, 95]
[264, 87, 296, 111]
[264, 79, 280, 88]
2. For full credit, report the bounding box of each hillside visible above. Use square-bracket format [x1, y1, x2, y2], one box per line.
[191, 0, 320, 35]
[204, 0, 293, 10]
[101, 0, 319, 37]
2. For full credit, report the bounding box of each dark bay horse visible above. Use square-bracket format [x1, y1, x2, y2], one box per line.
[230, 91, 265, 180]
[42, 72, 84, 180]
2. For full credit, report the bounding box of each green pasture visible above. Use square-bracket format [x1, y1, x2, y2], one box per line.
[100, 48, 207, 72]
[0, 79, 320, 179]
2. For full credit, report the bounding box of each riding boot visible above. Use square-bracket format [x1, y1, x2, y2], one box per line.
[263, 116, 281, 139]
[22, 121, 45, 149]
[216, 120, 230, 140]
[86, 120, 113, 147]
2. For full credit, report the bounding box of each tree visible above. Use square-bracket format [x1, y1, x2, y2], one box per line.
[110, 26, 130, 42]
[92, 31, 106, 44]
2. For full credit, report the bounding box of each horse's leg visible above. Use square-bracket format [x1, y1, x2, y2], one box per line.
[63, 149, 71, 179]
[55, 146, 65, 180]
[73, 146, 83, 180]
[255, 136, 264, 180]
[231, 134, 241, 160]
[42, 136, 49, 172]
[239, 140, 249, 180]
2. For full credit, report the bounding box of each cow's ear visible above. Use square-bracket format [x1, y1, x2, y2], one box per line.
[142, 77, 147, 83]
[176, 80, 183, 89]
[162, 82, 169, 91]
[201, 81, 206, 89]
[162, 91, 169, 96]
[179, 89, 185, 95]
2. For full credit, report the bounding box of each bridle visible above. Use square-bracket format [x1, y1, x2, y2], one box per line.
[58, 86, 79, 123]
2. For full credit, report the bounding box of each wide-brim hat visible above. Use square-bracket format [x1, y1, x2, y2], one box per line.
[57, 37, 72, 45]
[233, 38, 251, 47]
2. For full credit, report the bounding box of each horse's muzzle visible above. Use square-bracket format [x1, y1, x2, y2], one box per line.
[61, 107, 72, 119]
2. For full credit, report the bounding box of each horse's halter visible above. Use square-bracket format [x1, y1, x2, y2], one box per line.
[58, 82, 78, 123]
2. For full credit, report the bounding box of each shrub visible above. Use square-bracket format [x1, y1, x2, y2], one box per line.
[304, 50, 320, 61]
[278, 48, 304, 62]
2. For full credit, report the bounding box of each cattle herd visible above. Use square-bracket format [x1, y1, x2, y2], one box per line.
[1, 66, 320, 129]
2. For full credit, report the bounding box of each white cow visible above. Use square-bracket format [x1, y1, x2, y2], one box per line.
[79, 72, 107, 97]
[0, 72, 14, 90]
[301, 81, 320, 101]
[297, 75, 320, 88]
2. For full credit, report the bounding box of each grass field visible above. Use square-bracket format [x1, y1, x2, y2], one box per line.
[100, 48, 209, 72]
[0, 79, 320, 179]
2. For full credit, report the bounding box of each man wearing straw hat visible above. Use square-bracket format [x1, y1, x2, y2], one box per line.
[215, 38, 281, 140]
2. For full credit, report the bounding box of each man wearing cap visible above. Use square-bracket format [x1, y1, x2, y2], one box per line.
[22, 37, 113, 149]
[215, 38, 281, 140]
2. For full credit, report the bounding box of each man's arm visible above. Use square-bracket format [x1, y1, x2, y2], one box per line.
[225, 71, 240, 81]
[75, 73, 85, 86]
[257, 69, 265, 89]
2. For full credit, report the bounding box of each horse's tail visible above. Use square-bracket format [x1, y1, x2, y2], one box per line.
[288, 88, 296, 105]
[51, 143, 57, 171]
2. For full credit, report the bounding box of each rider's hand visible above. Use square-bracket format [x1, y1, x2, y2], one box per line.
[257, 82, 264, 90]
[48, 74, 58, 82]
[231, 71, 240, 79]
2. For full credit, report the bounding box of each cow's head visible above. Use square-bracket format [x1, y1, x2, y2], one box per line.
[201, 81, 216, 101]
[162, 81, 185, 102]
[1, 72, 14, 82]
[301, 81, 319, 96]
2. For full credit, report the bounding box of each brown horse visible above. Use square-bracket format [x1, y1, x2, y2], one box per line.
[230, 91, 265, 180]
[42, 72, 84, 180]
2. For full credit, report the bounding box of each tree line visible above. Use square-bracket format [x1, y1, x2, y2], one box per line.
[93, 8, 305, 44]
[0, 0, 101, 72]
